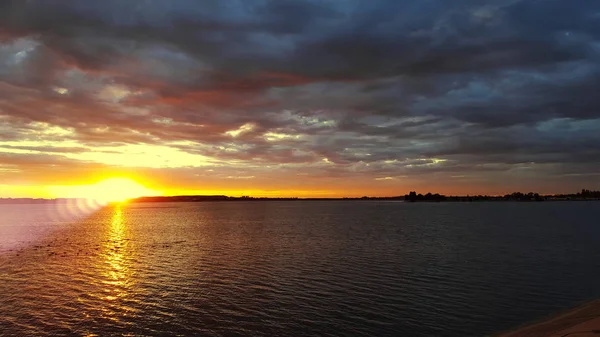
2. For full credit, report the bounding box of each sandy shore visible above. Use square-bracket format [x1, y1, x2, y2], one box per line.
[497, 299, 600, 336]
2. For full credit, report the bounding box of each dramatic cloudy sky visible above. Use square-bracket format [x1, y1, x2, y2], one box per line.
[1, 0, 599, 197]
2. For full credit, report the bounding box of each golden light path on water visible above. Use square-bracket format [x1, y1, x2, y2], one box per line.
[89, 204, 138, 330]
[103, 205, 128, 301]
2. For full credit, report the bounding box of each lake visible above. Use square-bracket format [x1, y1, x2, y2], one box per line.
[1, 201, 600, 336]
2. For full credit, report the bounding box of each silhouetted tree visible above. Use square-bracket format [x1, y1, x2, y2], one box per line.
[405, 191, 418, 202]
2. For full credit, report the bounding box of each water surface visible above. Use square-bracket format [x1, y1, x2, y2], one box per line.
[1, 201, 600, 336]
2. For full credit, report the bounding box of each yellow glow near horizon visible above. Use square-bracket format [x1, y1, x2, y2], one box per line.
[48, 178, 161, 203]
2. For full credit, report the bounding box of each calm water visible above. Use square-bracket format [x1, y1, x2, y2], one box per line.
[1, 201, 600, 336]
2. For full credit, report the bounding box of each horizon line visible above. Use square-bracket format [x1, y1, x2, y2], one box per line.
[1, 189, 598, 202]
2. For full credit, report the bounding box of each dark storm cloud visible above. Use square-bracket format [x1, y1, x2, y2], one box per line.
[1, 0, 600, 188]
[2, 0, 593, 82]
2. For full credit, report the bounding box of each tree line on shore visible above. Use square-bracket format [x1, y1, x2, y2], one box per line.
[1, 189, 598, 204]
[404, 189, 600, 202]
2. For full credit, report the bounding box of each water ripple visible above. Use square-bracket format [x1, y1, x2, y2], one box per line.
[2, 201, 600, 336]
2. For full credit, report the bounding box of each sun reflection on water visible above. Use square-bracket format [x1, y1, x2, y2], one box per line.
[98, 204, 135, 309]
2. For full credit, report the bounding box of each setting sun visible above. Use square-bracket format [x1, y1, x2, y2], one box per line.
[48, 178, 160, 203]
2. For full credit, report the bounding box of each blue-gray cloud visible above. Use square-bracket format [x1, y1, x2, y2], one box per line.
[1, 0, 600, 191]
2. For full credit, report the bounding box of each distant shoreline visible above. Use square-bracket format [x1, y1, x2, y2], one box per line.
[130, 194, 600, 203]
[1, 192, 599, 205]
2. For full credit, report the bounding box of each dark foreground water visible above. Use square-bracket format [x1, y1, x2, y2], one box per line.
[1, 201, 600, 336]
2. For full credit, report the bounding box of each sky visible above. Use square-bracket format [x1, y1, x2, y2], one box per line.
[1, 0, 600, 198]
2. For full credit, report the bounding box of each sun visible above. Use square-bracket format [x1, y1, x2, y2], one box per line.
[87, 178, 158, 203]
[50, 178, 160, 204]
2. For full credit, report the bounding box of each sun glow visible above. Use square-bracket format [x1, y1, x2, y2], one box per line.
[49, 178, 160, 203]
